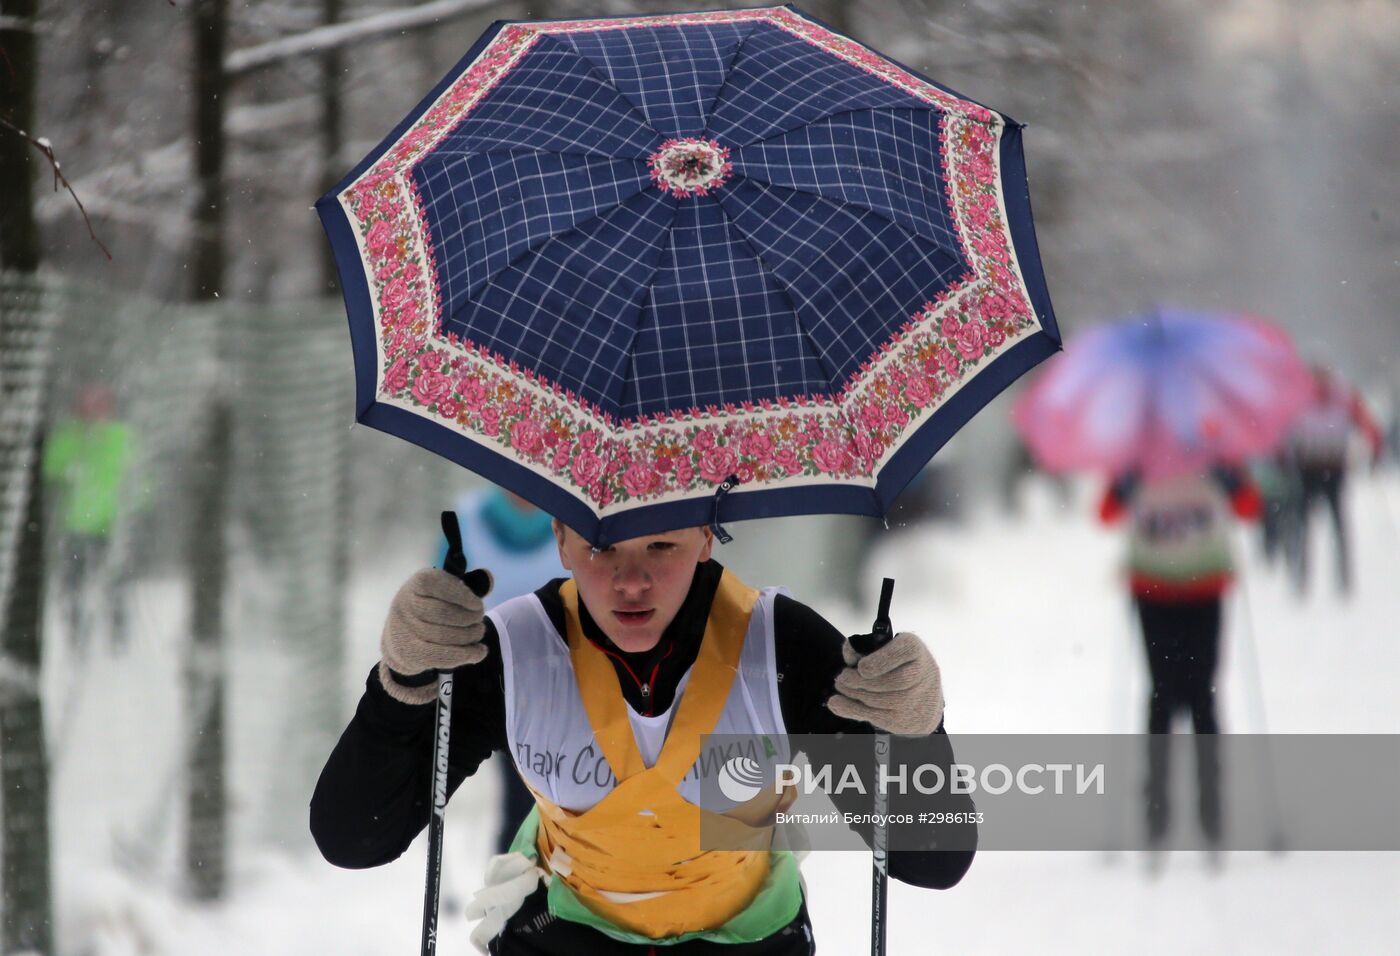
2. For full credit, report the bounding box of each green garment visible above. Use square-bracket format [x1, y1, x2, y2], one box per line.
[506, 806, 804, 946]
[42, 419, 134, 537]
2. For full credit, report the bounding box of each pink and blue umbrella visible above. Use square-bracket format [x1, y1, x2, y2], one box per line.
[318, 5, 1060, 544]
[1013, 309, 1314, 480]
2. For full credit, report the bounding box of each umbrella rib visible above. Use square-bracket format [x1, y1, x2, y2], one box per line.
[532, 31, 667, 145]
[1146, 336, 1264, 465]
[728, 161, 954, 253]
[1189, 357, 1275, 430]
[426, 146, 645, 162]
[1138, 347, 1162, 476]
[698, 21, 762, 138]
[710, 194, 845, 396]
[608, 201, 681, 420]
[729, 104, 937, 150]
[457, 175, 656, 303]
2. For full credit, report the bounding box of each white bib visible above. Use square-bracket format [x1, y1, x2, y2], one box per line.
[490, 586, 790, 813]
[1291, 398, 1354, 463]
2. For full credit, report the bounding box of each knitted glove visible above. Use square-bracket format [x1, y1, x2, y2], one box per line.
[378, 567, 493, 705]
[826, 632, 944, 736]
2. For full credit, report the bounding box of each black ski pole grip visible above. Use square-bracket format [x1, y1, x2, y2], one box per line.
[440, 511, 466, 577]
[440, 510, 492, 597]
[850, 578, 895, 656]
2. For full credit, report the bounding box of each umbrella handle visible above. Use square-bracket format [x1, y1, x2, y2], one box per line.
[709, 474, 740, 544]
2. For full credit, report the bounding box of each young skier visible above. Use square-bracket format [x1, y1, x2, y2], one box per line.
[311, 519, 975, 953]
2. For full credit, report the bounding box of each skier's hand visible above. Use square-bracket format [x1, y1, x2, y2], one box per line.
[1111, 469, 1142, 504]
[378, 567, 494, 705]
[1209, 463, 1246, 495]
[826, 632, 943, 735]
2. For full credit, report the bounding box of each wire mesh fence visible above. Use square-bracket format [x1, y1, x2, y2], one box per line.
[0, 272, 55, 647]
[0, 269, 442, 878]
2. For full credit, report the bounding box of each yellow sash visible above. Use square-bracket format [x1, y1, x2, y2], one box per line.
[531, 571, 775, 938]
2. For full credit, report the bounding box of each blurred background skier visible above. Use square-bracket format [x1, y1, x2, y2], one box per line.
[1249, 452, 1300, 569]
[1286, 365, 1384, 596]
[42, 382, 136, 651]
[1098, 463, 1261, 858]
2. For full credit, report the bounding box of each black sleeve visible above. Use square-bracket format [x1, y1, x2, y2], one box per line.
[308, 623, 508, 869]
[773, 595, 977, 890]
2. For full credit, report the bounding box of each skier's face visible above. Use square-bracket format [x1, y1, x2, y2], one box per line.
[553, 522, 714, 653]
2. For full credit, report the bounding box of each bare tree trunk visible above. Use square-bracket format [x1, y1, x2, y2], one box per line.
[0, 1, 55, 951]
[1, 2, 41, 275]
[319, 0, 345, 294]
[185, 0, 230, 904]
[320, 0, 352, 763]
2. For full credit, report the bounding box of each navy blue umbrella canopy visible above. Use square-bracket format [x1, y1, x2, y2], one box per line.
[318, 5, 1059, 545]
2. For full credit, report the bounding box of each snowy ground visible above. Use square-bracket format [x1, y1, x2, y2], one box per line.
[39, 471, 1400, 954]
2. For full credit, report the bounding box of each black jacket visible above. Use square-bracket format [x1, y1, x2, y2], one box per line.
[310, 560, 975, 951]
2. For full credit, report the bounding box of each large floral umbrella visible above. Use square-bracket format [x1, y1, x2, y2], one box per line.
[1012, 309, 1314, 480]
[318, 4, 1059, 545]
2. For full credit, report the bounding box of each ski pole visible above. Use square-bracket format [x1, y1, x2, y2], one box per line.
[421, 671, 453, 956]
[1101, 594, 1138, 864]
[1232, 540, 1287, 854]
[422, 510, 490, 956]
[849, 577, 896, 956]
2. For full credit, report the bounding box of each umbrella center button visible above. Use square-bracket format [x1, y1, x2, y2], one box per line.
[649, 137, 734, 199]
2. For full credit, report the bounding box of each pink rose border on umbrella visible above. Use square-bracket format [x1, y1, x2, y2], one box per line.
[320, 5, 1059, 540]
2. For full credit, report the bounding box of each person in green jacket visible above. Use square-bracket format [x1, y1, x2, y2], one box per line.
[43, 383, 135, 650]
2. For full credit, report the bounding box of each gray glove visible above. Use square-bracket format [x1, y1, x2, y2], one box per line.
[378, 567, 493, 705]
[826, 632, 944, 736]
